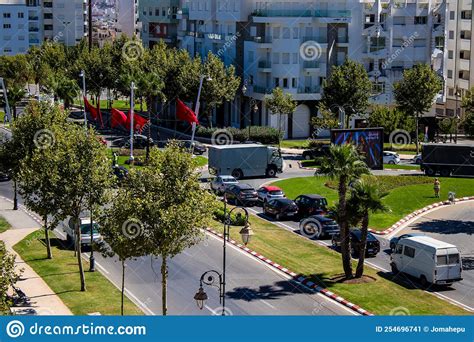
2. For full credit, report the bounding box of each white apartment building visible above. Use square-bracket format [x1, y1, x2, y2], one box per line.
[117, 0, 141, 38]
[0, 0, 42, 55]
[139, 0, 179, 47]
[42, 0, 87, 46]
[443, 0, 473, 117]
[176, 0, 448, 138]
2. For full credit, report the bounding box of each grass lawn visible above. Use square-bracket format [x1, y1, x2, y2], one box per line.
[273, 176, 474, 230]
[280, 140, 310, 149]
[74, 99, 146, 112]
[14, 230, 142, 315]
[383, 143, 418, 153]
[384, 164, 420, 170]
[209, 215, 468, 315]
[0, 216, 11, 233]
[194, 156, 208, 168]
[300, 160, 320, 168]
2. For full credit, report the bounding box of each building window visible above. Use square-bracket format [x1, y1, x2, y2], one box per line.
[3, 13, 11, 18]
[450, 11, 455, 20]
[272, 27, 280, 39]
[272, 52, 280, 64]
[449, 31, 454, 39]
[414, 16, 427, 25]
[292, 78, 297, 88]
[18, 12, 24, 18]
[447, 70, 453, 79]
[3, 24, 11, 29]
[461, 11, 472, 20]
[448, 50, 453, 59]
[292, 27, 298, 39]
[292, 53, 298, 64]
[44, 13, 53, 19]
[283, 78, 288, 88]
[274, 78, 279, 87]
[282, 53, 289, 64]
[282, 27, 290, 39]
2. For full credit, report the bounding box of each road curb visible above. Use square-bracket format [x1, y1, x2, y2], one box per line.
[204, 227, 373, 316]
[369, 196, 474, 236]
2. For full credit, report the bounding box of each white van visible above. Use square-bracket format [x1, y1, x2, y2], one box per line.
[63, 217, 102, 247]
[390, 236, 462, 287]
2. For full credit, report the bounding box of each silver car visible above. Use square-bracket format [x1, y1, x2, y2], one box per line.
[210, 175, 238, 195]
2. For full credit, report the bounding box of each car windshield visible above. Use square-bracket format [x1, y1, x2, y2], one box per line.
[269, 190, 283, 195]
[222, 177, 237, 183]
[241, 189, 255, 194]
[310, 198, 327, 207]
[80, 223, 99, 235]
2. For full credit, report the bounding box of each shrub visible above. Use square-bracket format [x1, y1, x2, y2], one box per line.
[308, 139, 330, 149]
[213, 202, 247, 226]
[196, 126, 282, 145]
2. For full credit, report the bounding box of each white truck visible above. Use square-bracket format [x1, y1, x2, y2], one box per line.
[391, 236, 463, 287]
[63, 217, 102, 247]
[208, 144, 284, 179]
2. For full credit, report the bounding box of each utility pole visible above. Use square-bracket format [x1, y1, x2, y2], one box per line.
[88, 0, 92, 51]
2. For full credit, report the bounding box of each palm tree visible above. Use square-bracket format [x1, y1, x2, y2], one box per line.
[319, 144, 369, 279]
[346, 177, 388, 278]
[7, 85, 27, 121]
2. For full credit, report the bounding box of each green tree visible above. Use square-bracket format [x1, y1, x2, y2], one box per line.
[55, 124, 112, 291]
[346, 177, 388, 278]
[16, 108, 69, 259]
[123, 143, 216, 315]
[438, 118, 457, 142]
[311, 103, 342, 135]
[99, 189, 149, 315]
[265, 87, 297, 147]
[319, 144, 369, 279]
[44, 73, 80, 109]
[461, 88, 474, 137]
[393, 64, 443, 153]
[321, 59, 372, 127]
[200, 52, 240, 127]
[0, 241, 22, 314]
[367, 105, 415, 140]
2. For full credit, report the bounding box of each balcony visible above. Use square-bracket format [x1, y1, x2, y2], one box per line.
[28, 27, 39, 32]
[28, 15, 38, 21]
[253, 86, 273, 94]
[297, 86, 321, 94]
[258, 60, 272, 72]
[251, 9, 351, 18]
[303, 61, 320, 71]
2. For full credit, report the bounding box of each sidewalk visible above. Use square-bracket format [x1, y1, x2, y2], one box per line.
[0, 198, 72, 315]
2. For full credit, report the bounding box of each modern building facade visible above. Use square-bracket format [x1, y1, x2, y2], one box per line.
[42, 0, 87, 46]
[0, 0, 43, 55]
[442, 0, 473, 118]
[117, 0, 141, 37]
[175, 0, 449, 138]
[139, 0, 179, 48]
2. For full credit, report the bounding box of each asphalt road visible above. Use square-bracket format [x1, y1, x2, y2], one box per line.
[242, 198, 474, 312]
[0, 178, 353, 316]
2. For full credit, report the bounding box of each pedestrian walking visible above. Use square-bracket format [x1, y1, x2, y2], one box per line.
[433, 178, 441, 198]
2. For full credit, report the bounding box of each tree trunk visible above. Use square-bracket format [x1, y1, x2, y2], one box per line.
[44, 215, 52, 259]
[121, 259, 125, 316]
[338, 177, 353, 279]
[161, 256, 168, 316]
[13, 180, 18, 210]
[75, 215, 86, 291]
[355, 212, 369, 278]
[13, 106, 17, 121]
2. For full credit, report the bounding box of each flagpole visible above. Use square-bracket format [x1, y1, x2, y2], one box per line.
[80, 70, 87, 130]
[130, 82, 135, 164]
[191, 76, 205, 148]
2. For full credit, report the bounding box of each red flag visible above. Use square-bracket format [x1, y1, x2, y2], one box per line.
[126, 111, 149, 133]
[176, 99, 199, 125]
[84, 97, 99, 121]
[111, 108, 127, 128]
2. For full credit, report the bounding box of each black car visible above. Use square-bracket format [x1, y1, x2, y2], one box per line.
[332, 229, 380, 257]
[389, 233, 425, 251]
[225, 184, 258, 206]
[117, 135, 155, 149]
[179, 140, 207, 155]
[0, 170, 11, 182]
[299, 215, 340, 239]
[302, 145, 330, 160]
[263, 198, 298, 220]
[294, 194, 328, 218]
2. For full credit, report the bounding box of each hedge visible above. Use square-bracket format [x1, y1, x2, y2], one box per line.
[196, 126, 282, 145]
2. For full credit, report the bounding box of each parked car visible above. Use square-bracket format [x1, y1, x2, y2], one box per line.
[389, 233, 425, 251]
[302, 145, 331, 160]
[294, 194, 328, 217]
[0, 170, 11, 182]
[413, 153, 422, 165]
[115, 135, 155, 149]
[179, 140, 207, 155]
[263, 198, 299, 220]
[299, 215, 340, 239]
[332, 229, 381, 257]
[391, 236, 462, 287]
[63, 217, 102, 247]
[210, 175, 238, 195]
[383, 151, 400, 165]
[225, 184, 258, 206]
[257, 186, 285, 203]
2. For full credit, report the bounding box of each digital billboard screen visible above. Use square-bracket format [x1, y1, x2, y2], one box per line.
[331, 128, 384, 170]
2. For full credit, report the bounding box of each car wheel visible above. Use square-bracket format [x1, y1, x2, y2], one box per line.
[440, 168, 451, 177]
[304, 154, 312, 160]
[302, 221, 322, 239]
[419, 275, 429, 289]
[231, 169, 243, 180]
[425, 168, 436, 177]
[266, 167, 277, 178]
[388, 160, 395, 165]
[390, 243, 395, 251]
[416, 159, 421, 165]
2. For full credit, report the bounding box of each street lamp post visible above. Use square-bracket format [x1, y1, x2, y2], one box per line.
[89, 203, 95, 272]
[129, 82, 136, 164]
[193, 194, 254, 315]
[79, 71, 87, 130]
[455, 86, 461, 144]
